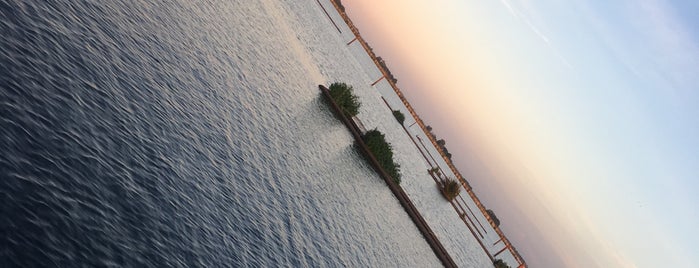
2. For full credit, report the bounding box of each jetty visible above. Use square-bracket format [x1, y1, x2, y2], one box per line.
[322, 1, 528, 267]
[319, 85, 458, 268]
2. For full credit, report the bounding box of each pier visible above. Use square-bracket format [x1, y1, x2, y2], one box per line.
[320, 85, 458, 268]
[323, 1, 528, 267]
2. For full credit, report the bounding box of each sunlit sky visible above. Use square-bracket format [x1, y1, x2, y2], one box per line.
[341, 0, 699, 267]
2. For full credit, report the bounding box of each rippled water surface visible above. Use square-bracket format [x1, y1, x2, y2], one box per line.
[1, 0, 500, 267]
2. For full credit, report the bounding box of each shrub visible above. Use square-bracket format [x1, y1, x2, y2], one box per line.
[428, 167, 441, 177]
[487, 209, 501, 227]
[328, 82, 361, 117]
[392, 110, 405, 125]
[362, 129, 401, 184]
[493, 259, 511, 268]
[440, 177, 461, 201]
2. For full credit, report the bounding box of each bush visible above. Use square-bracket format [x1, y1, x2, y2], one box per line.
[428, 167, 441, 177]
[440, 177, 461, 201]
[362, 129, 401, 184]
[392, 110, 405, 125]
[493, 259, 511, 268]
[487, 209, 501, 227]
[328, 82, 361, 117]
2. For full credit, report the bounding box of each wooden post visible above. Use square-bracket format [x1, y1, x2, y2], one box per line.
[347, 36, 358, 45]
[494, 245, 509, 257]
[416, 135, 440, 168]
[371, 75, 385, 86]
[454, 198, 484, 239]
[459, 195, 488, 234]
[447, 201, 494, 262]
[315, 0, 342, 33]
[493, 237, 504, 245]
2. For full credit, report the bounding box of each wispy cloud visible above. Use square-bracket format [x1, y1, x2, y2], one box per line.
[575, 0, 699, 94]
[496, 0, 573, 69]
[634, 0, 699, 92]
[498, 0, 518, 18]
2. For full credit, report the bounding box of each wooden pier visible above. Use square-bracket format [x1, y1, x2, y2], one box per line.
[319, 85, 458, 268]
[323, 1, 528, 266]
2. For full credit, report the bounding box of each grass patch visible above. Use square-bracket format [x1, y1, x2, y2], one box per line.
[362, 129, 401, 184]
[328, 82, 360, 117]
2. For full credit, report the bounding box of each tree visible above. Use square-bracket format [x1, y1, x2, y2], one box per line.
[362, 129, 401, 184]
[328, 82, 361, 117]
[392, 110, 405, 125]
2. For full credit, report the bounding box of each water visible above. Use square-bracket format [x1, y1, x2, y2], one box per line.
[0, 0, 494, 267]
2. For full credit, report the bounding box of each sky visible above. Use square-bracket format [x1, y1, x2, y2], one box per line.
[340, 0, 699, 267]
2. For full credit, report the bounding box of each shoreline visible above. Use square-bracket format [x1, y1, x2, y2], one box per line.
[319, 85, 458, 268]
[323, 1, 527, 267]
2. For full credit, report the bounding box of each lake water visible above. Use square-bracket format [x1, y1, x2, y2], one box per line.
[0, 0, 496, 266]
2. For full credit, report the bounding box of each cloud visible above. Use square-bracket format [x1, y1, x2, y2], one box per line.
[498, 0, 518, 18]
[575, 0, 699, 94]
[633, 0, 699, 91]
[496, 0, 574, 69]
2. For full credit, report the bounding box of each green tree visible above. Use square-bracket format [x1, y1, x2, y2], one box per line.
[328, 82, 361, 117]
[362, 129, 401, 184]
[392, 110, 405, 125]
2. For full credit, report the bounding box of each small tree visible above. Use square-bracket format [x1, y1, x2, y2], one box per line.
[362, 129, 401, 184]
[328, 82, 361, 117]
[392, 110, 405, 125]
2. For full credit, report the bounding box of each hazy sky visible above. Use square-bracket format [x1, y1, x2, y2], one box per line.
[340, 0, 699, 267]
